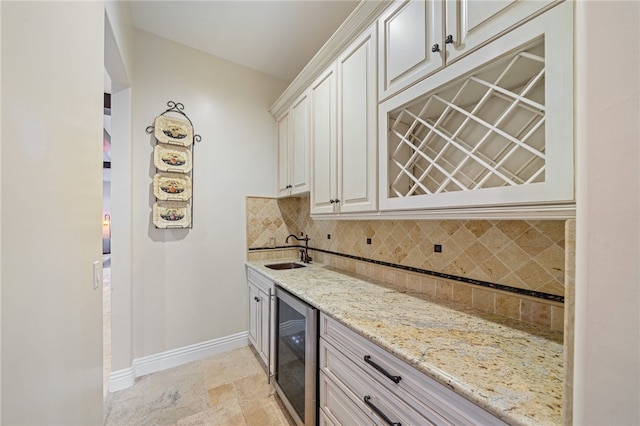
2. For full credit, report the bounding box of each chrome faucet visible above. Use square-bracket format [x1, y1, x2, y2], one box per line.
[286, 234, 312, 263]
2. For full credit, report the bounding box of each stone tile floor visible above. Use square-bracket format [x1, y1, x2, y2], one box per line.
[104, 346, 295, 426]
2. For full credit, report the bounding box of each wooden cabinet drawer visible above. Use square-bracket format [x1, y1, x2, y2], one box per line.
[246, 266, 273, 293]
[321, 338, 445, 425]
[320, 313, 507, 425]
[320, 371, 376, 426]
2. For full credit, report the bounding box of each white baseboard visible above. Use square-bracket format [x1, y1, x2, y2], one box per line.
[109, 367, 135, 392]
[109, 331, 249, 393]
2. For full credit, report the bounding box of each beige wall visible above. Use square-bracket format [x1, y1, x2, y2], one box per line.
[110, 88, 134, 373]
[0, 2, 104, 424]
[563, 219, 575, 424]
[574, 1, 640, 423]
[0, 2, 3, 419]
[131, 29, 288, 358]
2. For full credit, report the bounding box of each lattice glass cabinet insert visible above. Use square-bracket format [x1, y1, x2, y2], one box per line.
[388, 39, 545, 197]
[379, 2, 573, 212]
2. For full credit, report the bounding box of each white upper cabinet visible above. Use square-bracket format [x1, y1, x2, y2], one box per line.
[311, 25, 377, 215]
[276, 90, 310, 197]
[310, 65, 337, 214]
[337, 25, 378, 214]
[378, 0, 562, 102]
[379, 2, 573, 213]
[291, 92, 311, 194]
[378, 0, 444, 101]
[273, 0, 574, 218]
[276, 112, 291, 196]
[445, 0, 560, 64]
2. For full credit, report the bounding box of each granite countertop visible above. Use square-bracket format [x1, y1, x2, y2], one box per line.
[246, 260, 564, 426]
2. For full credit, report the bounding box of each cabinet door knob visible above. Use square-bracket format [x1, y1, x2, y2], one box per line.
[431, 43, 440, 53]
[254, 296, 260, 302]
[334, 199, 340, 204]
[445, 34, 454, 44]
[329, 199, 335, 204]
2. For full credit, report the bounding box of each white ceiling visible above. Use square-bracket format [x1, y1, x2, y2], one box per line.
[128, 0, 361, 82]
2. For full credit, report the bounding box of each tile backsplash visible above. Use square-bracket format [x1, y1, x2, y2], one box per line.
[246, 195, 568, 330]
[246, 196, 301, 250]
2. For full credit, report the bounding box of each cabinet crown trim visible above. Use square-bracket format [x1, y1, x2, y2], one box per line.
[269, 0, 389, 118]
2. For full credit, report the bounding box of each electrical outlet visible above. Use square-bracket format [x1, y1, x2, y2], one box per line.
[434, 244, 442, 253]
[269, 237, 276, 248]
[92, 260, 103, 290]
[366, 238, 372, 245]
[327, 234, 331, 239]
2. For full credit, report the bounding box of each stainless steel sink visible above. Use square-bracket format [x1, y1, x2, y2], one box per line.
[265, 262, 307, 270]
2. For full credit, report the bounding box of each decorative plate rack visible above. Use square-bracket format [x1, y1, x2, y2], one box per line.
[146, 101, 201, 228]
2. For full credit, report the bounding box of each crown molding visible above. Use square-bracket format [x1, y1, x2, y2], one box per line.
[269, 0, 390, 118]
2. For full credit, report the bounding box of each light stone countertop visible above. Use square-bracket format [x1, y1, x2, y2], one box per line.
[246, 260, 564, 426]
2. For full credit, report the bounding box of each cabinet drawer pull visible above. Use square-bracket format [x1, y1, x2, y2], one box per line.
[364, 355, 402, 384]
[363, 395, 401, 426]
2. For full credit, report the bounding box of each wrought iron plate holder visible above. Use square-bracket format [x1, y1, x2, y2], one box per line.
[146, 101, 202, 229]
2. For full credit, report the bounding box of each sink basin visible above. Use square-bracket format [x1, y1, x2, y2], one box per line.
[265, 262, 307, 270]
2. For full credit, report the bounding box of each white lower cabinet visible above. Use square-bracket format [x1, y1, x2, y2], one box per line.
[246, 266, 274, 373]
[319, 313, 508, 425]
[320, 371, 379, 426]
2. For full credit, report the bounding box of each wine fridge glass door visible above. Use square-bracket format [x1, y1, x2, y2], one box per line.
[275, 287, 317, 426]
[277, 297, 306, 421]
